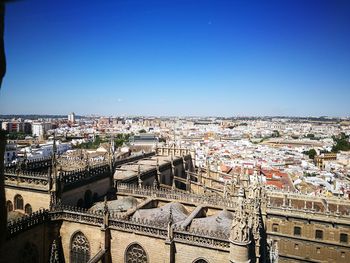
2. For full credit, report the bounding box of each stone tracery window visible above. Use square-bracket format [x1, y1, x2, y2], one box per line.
[70, 232, 90, 263]
[125, 243, 148, 263]
[14, 194, 24, 210]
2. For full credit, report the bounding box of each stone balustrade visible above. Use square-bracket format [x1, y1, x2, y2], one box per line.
[7, 209, 49, 237]
[117, 183, 240, 209]
[266, 188, 350, 203]
[59, 164, 110, 185]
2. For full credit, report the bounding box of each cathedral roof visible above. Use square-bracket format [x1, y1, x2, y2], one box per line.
[89, 196, 138, 212]
[131, 202, 189, 225]
[189, 209, 233, 235]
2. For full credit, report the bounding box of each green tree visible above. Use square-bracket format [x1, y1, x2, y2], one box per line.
[272, 130, 280, 138]
[332, 133, 350, 152]
[303, 149, 317, 159]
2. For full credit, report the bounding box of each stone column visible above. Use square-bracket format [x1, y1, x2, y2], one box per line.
[229, 239, 251, 263]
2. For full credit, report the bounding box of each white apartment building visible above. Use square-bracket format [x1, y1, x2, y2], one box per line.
[32, 122, 52, 137]
[68, 112, 76, 123]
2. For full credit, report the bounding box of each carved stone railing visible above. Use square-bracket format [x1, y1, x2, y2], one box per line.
[109, 217, 168, 238]
[7, 209, 49, 238]
[156, 145, 193, 157]
[113, 152, 155, 167]
[173, 228, 230, 251]
[266, 188, 350, 219]
[59, 164, 110, 187]
[4, 170, 49, 188]
[50, 206, 104, 226]
[4, 169, 49, 178]
[266, 188, 350, 203]
[117, 183, 239, 209]
[266, 201, 350, 221]
[5, 156, 52, 171]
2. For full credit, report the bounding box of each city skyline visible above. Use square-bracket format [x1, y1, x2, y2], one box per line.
[0, 0, 349, 116]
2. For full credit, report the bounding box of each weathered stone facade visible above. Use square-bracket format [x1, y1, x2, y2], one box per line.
[1, 146, 350, 262]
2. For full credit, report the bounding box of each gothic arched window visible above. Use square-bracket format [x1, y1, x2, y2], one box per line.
[193, 258, 209, 263]
[14, 194, 24, 210]
[70, 232, 90, 263]
[19, 242, 39, 263]
[125, 243, 148, 263]
[7, 200, 13, 212]
[25, 204, 32, 214]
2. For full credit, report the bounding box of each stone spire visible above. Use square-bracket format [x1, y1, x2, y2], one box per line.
[167, 206, 174, 241]
[171, 155, 176, 190]
[223, 181, 228, 198]
[49, 131, 59, 209]
[103, 196, 110, 228]
[52, 131, 57, 172]
[137, 165, 142, 188]
[154, 158, 160, 188]
[108, 135, 115, 172]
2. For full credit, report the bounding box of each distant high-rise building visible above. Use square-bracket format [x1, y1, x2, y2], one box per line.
[32, 122, 52, 138]
[68, 112, 75, 123]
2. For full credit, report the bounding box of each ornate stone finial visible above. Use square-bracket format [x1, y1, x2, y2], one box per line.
[169, 205, 173, 225]
[238, 186, 245, 199]
[167, 205, 174, 240]
[223, 181, 228, 198]
[103, 196, 110, 228]
[230, 206, 251, 244]
[153, 178, 158, 189]
[137, 165, 142, 188]
[104, 196, 108, 213]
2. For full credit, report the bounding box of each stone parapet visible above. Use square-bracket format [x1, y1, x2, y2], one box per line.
[7, 209, 49, 238]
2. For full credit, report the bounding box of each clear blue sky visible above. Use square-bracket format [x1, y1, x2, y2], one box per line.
[0, 0, 349, 117]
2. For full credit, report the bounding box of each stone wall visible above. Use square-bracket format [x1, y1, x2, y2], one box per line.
[61, 176, 111, 206]
[5, 187, 50, 212]
[110, 231, 169, 262]
[1, 212, 55, 263]
[267, 214, 350, 263]
[60, 220, 102, 263]
[174, 242, 228, 262]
